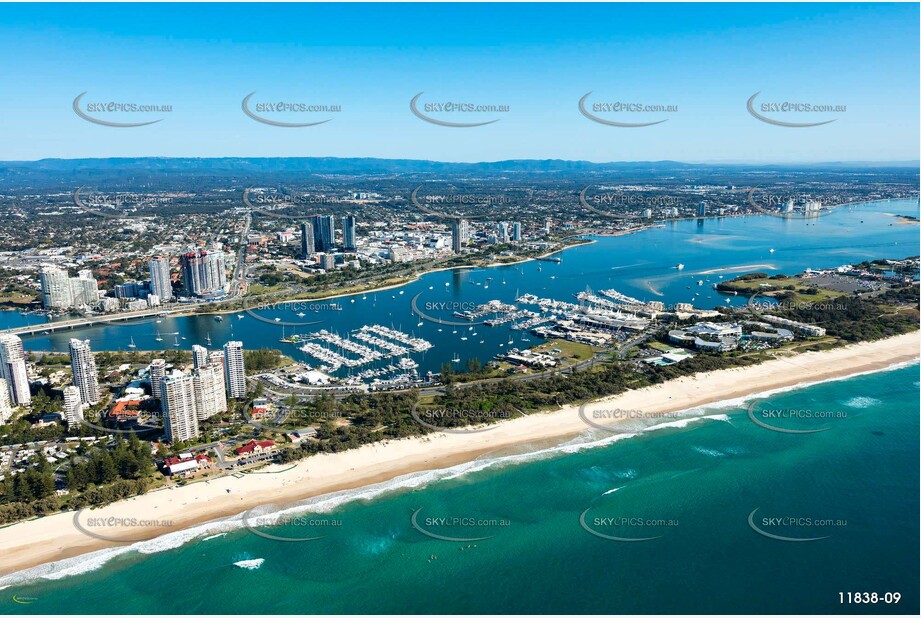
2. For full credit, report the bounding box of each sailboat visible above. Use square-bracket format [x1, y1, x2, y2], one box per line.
[451, 353, 460, 363]
[173, 335, 180, 347]
[205, 333, 212, 345]
[128, 337, 136, 349]
[155, 330, 163, 342]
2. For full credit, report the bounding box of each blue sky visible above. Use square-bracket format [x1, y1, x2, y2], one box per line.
[0, 3, 917, 163]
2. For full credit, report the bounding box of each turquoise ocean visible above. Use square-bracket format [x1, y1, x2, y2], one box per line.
[0, 364, 918, 614]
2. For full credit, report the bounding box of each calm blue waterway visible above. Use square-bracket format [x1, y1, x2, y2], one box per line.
[1, 200, 918, 378]
[1, 365, 918, 614]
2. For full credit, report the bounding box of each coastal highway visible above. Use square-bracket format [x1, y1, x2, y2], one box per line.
[228, 212, 252, 298]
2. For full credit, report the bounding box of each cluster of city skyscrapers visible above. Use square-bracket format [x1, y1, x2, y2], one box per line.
[39, 246, 228, 311]
[151, 340, 246, 443]
[299, 214, 356, 258]
[0, 330, 247, 445]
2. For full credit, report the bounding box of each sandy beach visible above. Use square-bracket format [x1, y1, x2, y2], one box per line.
[1, 331, 917, 578]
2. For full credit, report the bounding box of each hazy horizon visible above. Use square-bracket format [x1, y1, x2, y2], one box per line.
[3, 155, 919, 167]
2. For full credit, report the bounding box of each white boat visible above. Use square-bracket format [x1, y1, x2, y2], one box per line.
[676, 263, 685, 270]
[237, 314, 244, 319]
[155, 331, 163, 342]
[769, 248, 776, 253]
[417, 321, 424, 327]
[234, 558, 264, 570]
[128, 337, 136, 349]
[461, 337, 468, 341]
[451, 353, 460, 362]
[297, 312, 306, 317]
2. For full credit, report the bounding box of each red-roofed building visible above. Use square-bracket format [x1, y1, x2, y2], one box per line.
[163, 453, 212, 476]
[235, 440, 276, 456]
[109, 400, 142, 422]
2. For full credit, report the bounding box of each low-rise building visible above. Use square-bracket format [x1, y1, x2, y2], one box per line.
[163, 453, 212, 476]
[759, 314, 827, 337]
[234, 439, 276, 456]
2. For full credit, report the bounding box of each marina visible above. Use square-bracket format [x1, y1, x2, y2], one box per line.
[1, 200, 917, 383]
[292, 324, 432, 377]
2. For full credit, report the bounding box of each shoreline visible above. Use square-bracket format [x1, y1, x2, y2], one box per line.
[4, 239, 590, 335]
[0, 331, 917, 581]
[6, 196, 917, 337]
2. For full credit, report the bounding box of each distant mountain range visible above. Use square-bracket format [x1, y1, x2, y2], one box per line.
[1, 157, 918, 175]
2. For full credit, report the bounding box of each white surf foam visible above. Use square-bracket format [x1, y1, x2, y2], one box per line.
[233, 558, 264, 570]
[842, 396, 881, 409]
[2, 357, 915, 588]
